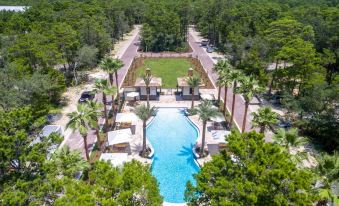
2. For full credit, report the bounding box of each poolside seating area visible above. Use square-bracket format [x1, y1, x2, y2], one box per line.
[98, 74, 229, 167]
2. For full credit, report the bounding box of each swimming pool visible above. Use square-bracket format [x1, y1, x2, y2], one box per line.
[147, 108, 200, 203]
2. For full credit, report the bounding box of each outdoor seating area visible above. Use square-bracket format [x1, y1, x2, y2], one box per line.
[107, 128, 133, 154]
[134, 76, 162, 100]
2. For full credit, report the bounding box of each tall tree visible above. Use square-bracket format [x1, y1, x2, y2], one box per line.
[66, 104, 95, 161]
[213, 60, 228, 103]
[236, 76, 264, 133]
[141, 73, 153, 108]
[135, 104, 156, 157]
[195, 100, 219, 157]
[100, 57, 124, 106]
[93, 79, 117, 131]
[219, 69, 233, 117]
[85, 100, 104, 152]
[251, 107, 278, 133]
[187, 76, 200, 110]
[229, 70, 243, 128]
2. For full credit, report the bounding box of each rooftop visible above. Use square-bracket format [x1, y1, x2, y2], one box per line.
[135, 76, 162, 87]
[0, 6, 28, 12]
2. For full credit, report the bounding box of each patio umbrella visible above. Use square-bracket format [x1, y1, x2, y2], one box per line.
[210, 113, 225, 122]
[115, 113, 139, 123]
[201, 93, 215, 101]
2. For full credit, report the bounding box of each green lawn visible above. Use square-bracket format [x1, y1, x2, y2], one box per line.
[136, 58, 197, 88]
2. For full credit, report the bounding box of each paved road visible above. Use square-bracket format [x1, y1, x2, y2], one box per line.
[188, 31, 252, 132]
[65, 33, 140, 158]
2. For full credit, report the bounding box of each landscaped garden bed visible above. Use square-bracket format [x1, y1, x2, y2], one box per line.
[122, 57, 214, 89]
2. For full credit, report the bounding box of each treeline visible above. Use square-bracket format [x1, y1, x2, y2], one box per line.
[0, 0, 144, 118]
[191, 0, 338, 152]
[140, 0, 191, 52]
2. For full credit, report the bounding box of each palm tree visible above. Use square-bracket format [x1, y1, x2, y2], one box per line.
[104, 86, 118, 126]
[251, 107, 278, 133]
[48, 146, 89, 178]
[273, 128, 308, 149]
[85, 100, 104, 151]
[273, 128, 309, 164]
[93, 79, 117, 131]
[229, 70, 243, 128]
[196, 100, 219, 157]
[236, 76, 264, 133]
[315, 151, 339, 205]
[213, 60, 228, 103]
[141, 73, 153, 108]
[187, 76, 200, 110]
[100, 57, 124, 102]
[66, 104, 94, 161]
[135, 104, 156, 157]
[219, 69, 233, 116]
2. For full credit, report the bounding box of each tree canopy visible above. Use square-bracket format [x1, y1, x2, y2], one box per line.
[185, 131, 317, 205]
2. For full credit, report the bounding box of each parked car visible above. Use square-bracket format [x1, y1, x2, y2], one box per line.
[206, 45, 214, 53]
[78, 91, 95, 103]
[201, 39, 209, 46]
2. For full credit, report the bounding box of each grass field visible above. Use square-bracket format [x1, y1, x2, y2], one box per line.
[136, 58, 197, 88]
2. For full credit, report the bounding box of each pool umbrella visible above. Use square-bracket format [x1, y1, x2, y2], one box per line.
[201, 93, 215, 101]
[115, 113, 139, 123]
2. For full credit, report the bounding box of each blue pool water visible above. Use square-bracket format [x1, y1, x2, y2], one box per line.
[147, 108, 200, 203]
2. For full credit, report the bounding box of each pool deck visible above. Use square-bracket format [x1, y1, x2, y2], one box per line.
[124, 93, 223, 166]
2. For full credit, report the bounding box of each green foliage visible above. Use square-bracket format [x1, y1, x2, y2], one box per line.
[185, 131, 317, 205]
[251, 107, 279, 133]
[54, 160, 163, 206]
[77, 45, 99, 68]
[140, 1, 188, 52]
[236, 76, 264, 103]
[0, 107, 62, 183]
[196, 100, 219, 122]
[135, 104, 156, 122]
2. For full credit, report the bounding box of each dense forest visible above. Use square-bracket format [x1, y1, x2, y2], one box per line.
[191, 0, 338, 152]
[0, 0, 338, 205]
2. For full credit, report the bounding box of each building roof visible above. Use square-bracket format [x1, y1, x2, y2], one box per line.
[0, 6, 28, 12]
[41, 125, 62, 137]
[177, 77, 205, 87]
[135, 77, 162, 87]
[107, 129, 133, 146]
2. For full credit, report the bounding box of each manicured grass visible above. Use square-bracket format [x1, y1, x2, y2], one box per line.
[136, 58, 197, 88]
